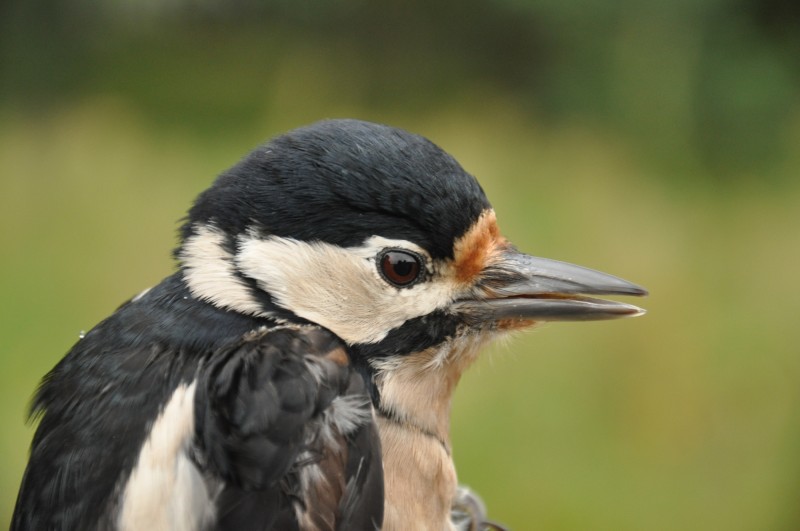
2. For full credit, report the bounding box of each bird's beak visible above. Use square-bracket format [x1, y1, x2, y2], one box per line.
[453, 248, 647, 322]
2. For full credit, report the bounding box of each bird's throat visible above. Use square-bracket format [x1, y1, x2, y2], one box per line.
[371, 335, 488, 529]
[377, 415, 457, 530]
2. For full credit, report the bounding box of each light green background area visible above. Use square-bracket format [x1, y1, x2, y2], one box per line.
[2, 2, 800, 529]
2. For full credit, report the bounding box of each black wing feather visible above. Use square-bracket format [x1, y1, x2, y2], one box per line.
[338, 411, 384, 531]
[197, 327, 384, 529]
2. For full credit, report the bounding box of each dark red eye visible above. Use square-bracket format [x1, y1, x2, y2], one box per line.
[379, 250, 423, 287]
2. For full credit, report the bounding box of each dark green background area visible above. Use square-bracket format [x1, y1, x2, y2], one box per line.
[2, 1, 799, 529]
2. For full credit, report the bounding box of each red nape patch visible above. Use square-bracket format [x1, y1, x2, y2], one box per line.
[452, 210, 504, 284]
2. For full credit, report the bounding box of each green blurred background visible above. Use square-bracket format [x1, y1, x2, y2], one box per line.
[2, 1, 799, 529]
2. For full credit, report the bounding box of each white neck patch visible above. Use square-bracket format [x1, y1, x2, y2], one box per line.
[179, 225, 269, 317]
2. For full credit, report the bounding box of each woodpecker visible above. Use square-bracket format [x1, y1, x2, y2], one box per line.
[13, 119, 646, 531]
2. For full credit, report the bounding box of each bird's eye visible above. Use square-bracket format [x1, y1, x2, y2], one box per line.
[379, 250, 423, 287]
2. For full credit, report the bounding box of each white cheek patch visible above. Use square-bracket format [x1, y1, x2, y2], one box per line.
[236, 234, 460, 344]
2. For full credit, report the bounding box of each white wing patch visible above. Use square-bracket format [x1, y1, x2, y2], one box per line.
[118, 381, 216, 531]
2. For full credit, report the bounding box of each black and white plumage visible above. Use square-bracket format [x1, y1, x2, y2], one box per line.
[13, 119, 646, 530]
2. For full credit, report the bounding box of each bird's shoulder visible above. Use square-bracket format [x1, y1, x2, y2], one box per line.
[195, 323, 358, 489]
[14, 274, 383, 530]
[196, 324, 383, 530]
[15, 274, 219, 530]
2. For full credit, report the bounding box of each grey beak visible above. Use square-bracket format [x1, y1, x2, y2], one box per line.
[454, 250, 647, 322]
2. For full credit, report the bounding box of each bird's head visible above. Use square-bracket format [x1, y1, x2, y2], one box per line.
[178, 119, 646, 435]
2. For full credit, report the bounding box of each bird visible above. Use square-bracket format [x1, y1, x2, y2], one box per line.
[12, 119, 646, 531]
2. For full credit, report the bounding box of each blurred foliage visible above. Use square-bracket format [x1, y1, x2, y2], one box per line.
[2, 0, 799, 529]
[3, 0, 800, 177]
